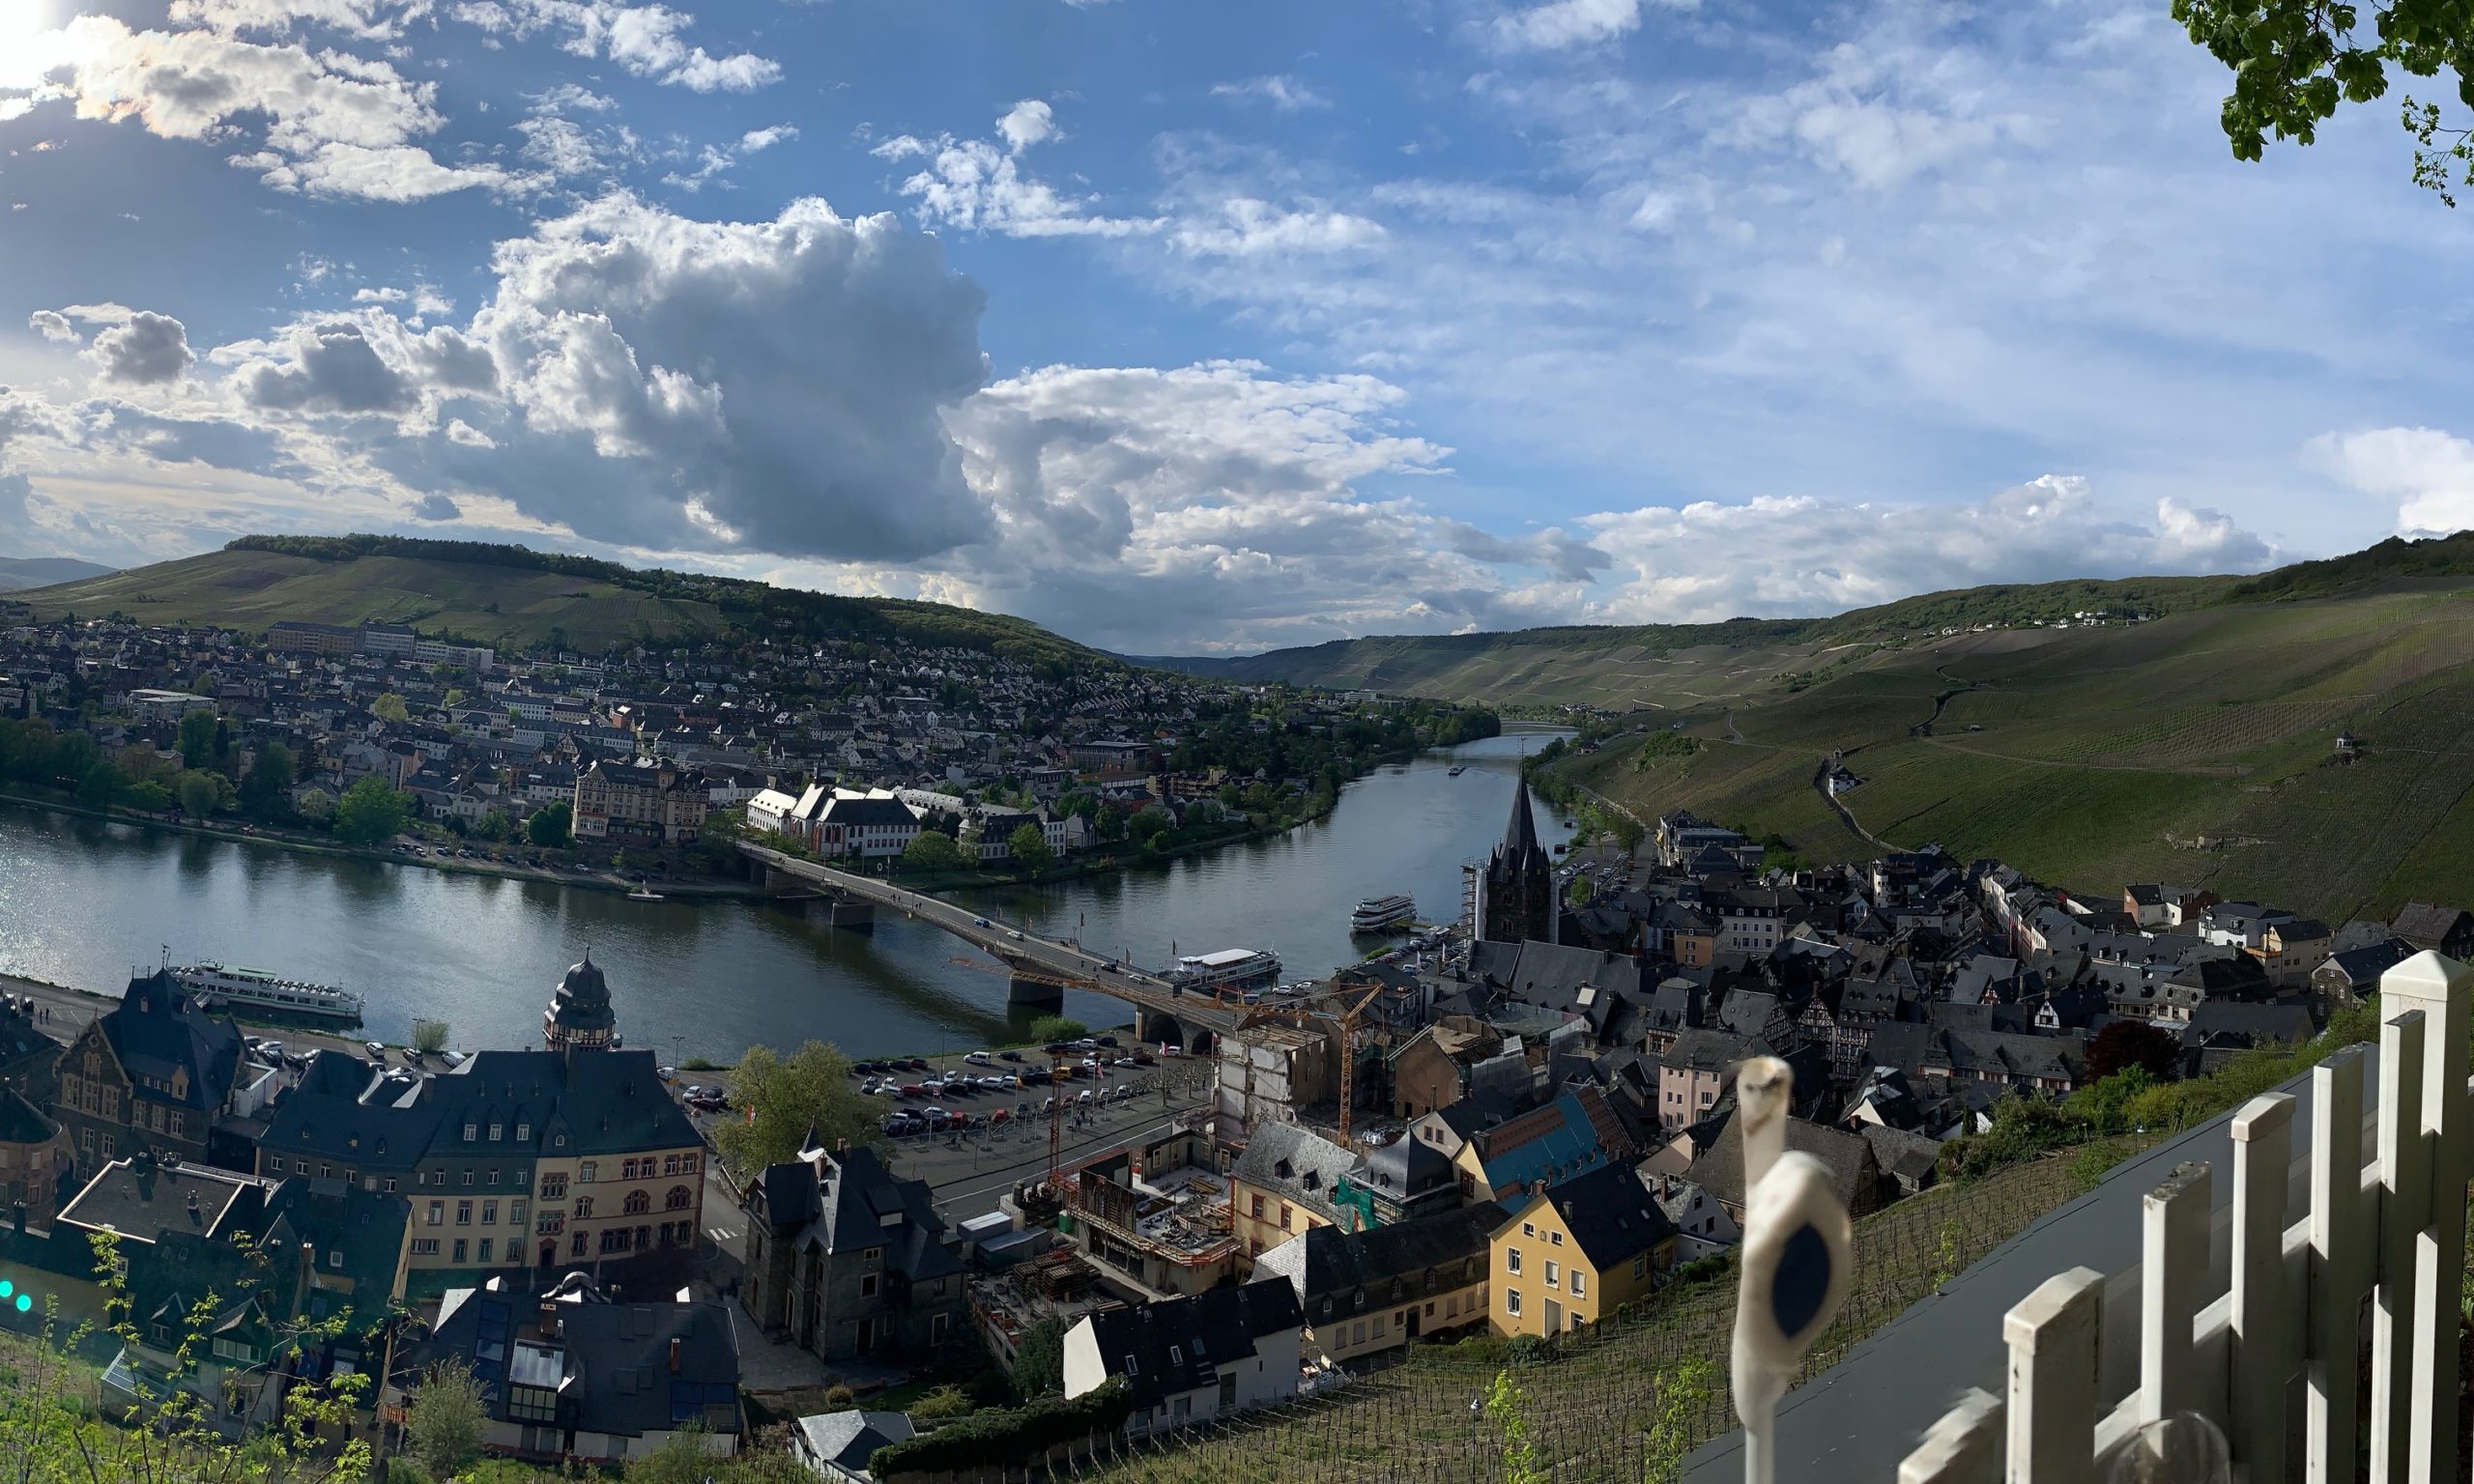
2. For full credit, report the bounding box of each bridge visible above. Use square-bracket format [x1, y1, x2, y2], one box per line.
[736, 842, 1242, 1044]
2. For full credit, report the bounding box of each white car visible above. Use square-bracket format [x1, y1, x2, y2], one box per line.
[364, 1041, 387, 1059]
[965, 1050, 993, 1066]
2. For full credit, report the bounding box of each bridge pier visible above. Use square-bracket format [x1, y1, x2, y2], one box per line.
[823, 897, 875, 932]
[1008, 975, 1065, 1013]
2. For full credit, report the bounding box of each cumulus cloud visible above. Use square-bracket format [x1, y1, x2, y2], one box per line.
[1, 14, 524, 201]
[877, 102, 1161, 239]
[447, 0, 779, 92]
[1210, 75, 1331, 112]
[85, 311, 196, 385]
[1581, 477, 2274, 624]
[27, 311, 77, 344]
[2309, 427, 2474, 537]
[1169, 198, 1386, 257]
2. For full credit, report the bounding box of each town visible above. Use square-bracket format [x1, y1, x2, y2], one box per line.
[0, 597, 2436, 1479]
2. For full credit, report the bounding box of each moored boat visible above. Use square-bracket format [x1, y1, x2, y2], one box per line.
[168, 959, 365, 1023]
[1349, 894, 1416, 934]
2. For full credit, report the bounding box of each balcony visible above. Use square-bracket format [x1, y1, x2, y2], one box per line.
[1701, 950, 2472, 1483]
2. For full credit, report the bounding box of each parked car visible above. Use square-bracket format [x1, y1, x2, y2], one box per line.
[900, 1083, 926, 1098]
[966, 1050, 993, 1065]
[1077, 1089, 1094, 1105]
[1096, 1035, 1120, 1048]
[998, 1049, 1024, 1063]
[906, 1057, 930, 1070]
[1159, 1045, 1186, 1058]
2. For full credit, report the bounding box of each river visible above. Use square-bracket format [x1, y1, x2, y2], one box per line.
[0, 732, 1572, 1062]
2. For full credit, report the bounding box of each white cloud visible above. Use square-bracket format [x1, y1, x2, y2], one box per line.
[2, 14, 521, 201]
[1210, 75, 1331, 112]
[1491, 0, 1681, 52]
[2309, 427, 2474, 537]
[446, 0, 779, 92]
[1169, 198, 1386, 257]
[85, 311, 197, 385]
[27, 311, 77, 344]
[995, 100, 1058, 154]
[1582, 478, 2274, 624]
[738, 125, 796, 153]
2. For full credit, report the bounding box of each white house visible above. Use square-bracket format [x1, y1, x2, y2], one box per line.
[1064, 1278, 1305, 1438]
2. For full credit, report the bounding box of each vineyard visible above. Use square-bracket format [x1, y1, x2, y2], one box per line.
[1065, 1155, 2091, 1484]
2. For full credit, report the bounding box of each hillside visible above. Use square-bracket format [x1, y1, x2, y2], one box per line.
[0, 556, 113, 593]
[6, 535, 1110, 670]
[1554, 580, 2474, 923]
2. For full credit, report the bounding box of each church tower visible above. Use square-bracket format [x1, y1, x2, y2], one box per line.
[543, 951, 618, 1054]
[1479, 775, 1556, 945]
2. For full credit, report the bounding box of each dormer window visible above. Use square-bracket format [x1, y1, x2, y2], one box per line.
[488, 1124, 503, 1142]
[462, 1123, 476, 1141]
[1168, 1345, 1182, 1365]
[515, 1123, 530, 1141]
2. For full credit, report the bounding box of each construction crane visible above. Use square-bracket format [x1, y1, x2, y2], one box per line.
[1243, 983, 1384, 1147]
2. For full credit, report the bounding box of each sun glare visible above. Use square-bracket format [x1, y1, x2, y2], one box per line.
[0, 1, 50, 67]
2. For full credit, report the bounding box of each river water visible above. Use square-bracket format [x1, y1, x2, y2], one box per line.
[0, 732, 1571, 1062]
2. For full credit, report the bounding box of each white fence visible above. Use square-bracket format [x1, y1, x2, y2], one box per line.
[1893, 950, 2471, 1484]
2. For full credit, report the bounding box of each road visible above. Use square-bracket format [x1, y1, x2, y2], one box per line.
[738, 843, 1241, 1034]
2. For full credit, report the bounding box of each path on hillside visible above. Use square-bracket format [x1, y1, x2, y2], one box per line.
[1811, 758, 1888, 851]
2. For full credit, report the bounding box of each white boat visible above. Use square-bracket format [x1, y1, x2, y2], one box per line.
[627, 888, 666, 901]
[1349, 894, 1416, 934]
[169, 960, 365, 1023]
[1165, 948, 1282, 996]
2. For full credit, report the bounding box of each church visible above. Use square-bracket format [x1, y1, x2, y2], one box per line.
[1479, 775, 1557, 945]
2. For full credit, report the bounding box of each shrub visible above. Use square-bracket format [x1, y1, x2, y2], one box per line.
[908, 1384, 972, 1420]
[822, 1384, 856, 1408]
[868, 1380, 1133, 1478]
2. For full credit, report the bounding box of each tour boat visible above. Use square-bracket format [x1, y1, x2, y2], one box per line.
[1349, 894, 1417, 934]
[168, 960, 365, 1023]
[1448, 764, 1467, 777]
[1165, 948, 1283, 996]
[627, 887, 666, 901]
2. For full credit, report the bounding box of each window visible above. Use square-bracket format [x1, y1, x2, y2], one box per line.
[478, 1239, 494, 1262]
[488, 1123, 503, 1142]
[514, 1122, 530, 1141]
[664, 1154, 680, 1176]
[1506, 1290, 1521, 1316]
[456, 1201, 473, 1226]
[1570, 1270, 1587, 1298]
[1279, 1204, 1292, 1232]
[681, 1153, 698, 1173]
[569, 1231, 588, 1258]
[1506, 1248, 1522, 1274]
[1250, 1194, 1264, 1219]
[462, 1123, 476, 1141]
[481, 1200, 498, 1225]
[1544, 1261, 1560, 1289]
[510, 1199, 526, 1227]
[383, 1177, 396, 1193]
[461, 1170, 475, 1186]
[1549, 1231, 1564, 1246]
[411, 1238, 439, 1255]
[486, 1169, 501, 1186]
[573, 1196, 592, 1218]
[665, 1184, 692, 1212]
[1168, 1345, 1183, 1365]
[1521, 1222, 1535, 1237]
[579, 1160, 596, 1183]
[427, 1202, 444, 1226]
[540, 1173, 566, 1199]
[1632, 1254, 1648, 1280]
[451, 1239, 468, 1263]
[622, 1189, 650, 1216]
[508, 1384, 556, 1423]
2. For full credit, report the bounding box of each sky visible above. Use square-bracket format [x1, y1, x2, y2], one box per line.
[3, 0, 2474, 656]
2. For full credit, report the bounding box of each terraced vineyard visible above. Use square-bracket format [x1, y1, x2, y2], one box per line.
[1565, 584, 2474, 921]
[1075, 1155, 2090, 1484]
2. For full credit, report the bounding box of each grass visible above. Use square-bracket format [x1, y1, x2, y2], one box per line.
[1559, 585, 2474, 922]
[1074, 1154, 2091, 1484]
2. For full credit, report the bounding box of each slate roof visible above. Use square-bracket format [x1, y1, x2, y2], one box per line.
[416, 1277, 742, 1442]
[1469, 1087, 1630, 1193]
[1686, 1112, 1881, 1213]
[101, 971, 242, 1115]
[2318, 938, 2415, 990]
[59, 1156, 265, 1244]
[1251, 1202, 1506, 1325]
[0, 1088, 59, 1146]
[263, 1047, 697, 1171]
[1499, 1160, 1677, 1271]
[257, 1177, 411, 1333]
[795, 1410, 916, 1476]
[1231, 1122, 1361, 1219]
[1080, 1278, 1303, 1412]
[1858, 1125, 1943, 1190]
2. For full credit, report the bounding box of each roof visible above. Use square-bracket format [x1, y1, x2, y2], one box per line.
[1686, 1112, 1879, 1213]
[750, 1145, 961, 1283]
[1079, 1278, 1304, 1412]
[415, 1277, 742, 1441]
[796, 1410, 917, 1475]
[100, 971, 243, 1114]
[59, 1156, 265, 1244]
[0, 1088, 60, 1146]
[1252, 1202, 1506, 1322]
[1499, 1161, 1677, 1271]
[1471, 1088, 1630, 1193]
[2392, 900, 2471, 947]
[264, 1046, 699, 1167]
[1230, 1122, 1360, 1216]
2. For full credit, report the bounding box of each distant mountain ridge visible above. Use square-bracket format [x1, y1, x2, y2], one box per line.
[1148, 532, 2474, 704]
[7, 535, 1109, 670]
[0, 556, 114, 593]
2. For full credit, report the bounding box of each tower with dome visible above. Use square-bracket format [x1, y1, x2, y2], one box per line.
[543, 951, 618, 1053]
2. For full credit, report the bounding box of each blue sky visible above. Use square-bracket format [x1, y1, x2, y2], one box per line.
[3, 0, 2473, 653]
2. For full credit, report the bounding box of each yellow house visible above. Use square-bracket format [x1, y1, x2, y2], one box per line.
[1488, 1163, 1679, 1338]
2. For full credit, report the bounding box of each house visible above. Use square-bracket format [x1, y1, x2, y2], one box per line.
[2313, 937, 2415, 1007]
[1065, 1278, 1303, 1437]
[0, 1090, 72, 1227]
[52, 969, 244, 1176]
[1685, 1109, 1885, 1222]
[1655, 1028, 1752, 1136]
[1488, 1162, 1679, 1338]
[792, 1410, 917, 1482]
[571, 756, 711, 846]
[1251, 1201, 1504, 1366]
[1452, 1087, 1633, 1204]
[740, 1138, 966, 1363]
[1229, 1122, 1361, 1256]
[400, 1271, 743, 1464]
[2391, 901, 2474, 958]
[1387, 1016, 1503, 1120]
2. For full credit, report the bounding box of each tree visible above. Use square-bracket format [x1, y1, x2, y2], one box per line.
[1007, 822, 1054, 873]
[527, 799, 572, 846]
[2086, 1019, 2183, 1083]
[1644, 1356, 1719, 1484]
[1027, 1014, 1087, 1045]
[238, 741, 295, 819]
[2173, 0, 2474, 202]
[709, 1041, 874, 1180]
[334, 773, 412, 844]
[175, 770, 222, 821]
[1127, 804, 1173, 840]
[903, 827, 964, 871]
[476, 808, 511, 841]
[175, 708, 219, 769]
[404, 1359, 486, 1480]
[1012, 1317, 1068, 1399]
[412, 1018, 451, 1055]
[75, 758, 124, 810]
[371, 693, 410, 723]
[442, 687, 465, 708]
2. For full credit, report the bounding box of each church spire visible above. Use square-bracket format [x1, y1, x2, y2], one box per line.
[1502, 773, 1542, 865]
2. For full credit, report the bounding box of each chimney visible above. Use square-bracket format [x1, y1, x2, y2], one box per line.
[668, 1337, 680, 1373]
[185, 1190, 201, 1225]
[294, 1240, 314, 1317]
[538, 1300, 559, 1338]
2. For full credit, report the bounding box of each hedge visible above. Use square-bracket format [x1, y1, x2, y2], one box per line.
[870, 1379, 1134, 1478]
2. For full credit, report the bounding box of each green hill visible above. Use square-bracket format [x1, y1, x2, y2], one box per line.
[0, 556, 113, 593]
[8, 534, 1110, 671]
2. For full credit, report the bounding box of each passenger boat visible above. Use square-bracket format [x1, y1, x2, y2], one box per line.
[1448, 764, 1467, 777]
[1165, 948, 1283, 997]
[1349, 894, 1416, 934]
[168, 960, 365, 1023]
